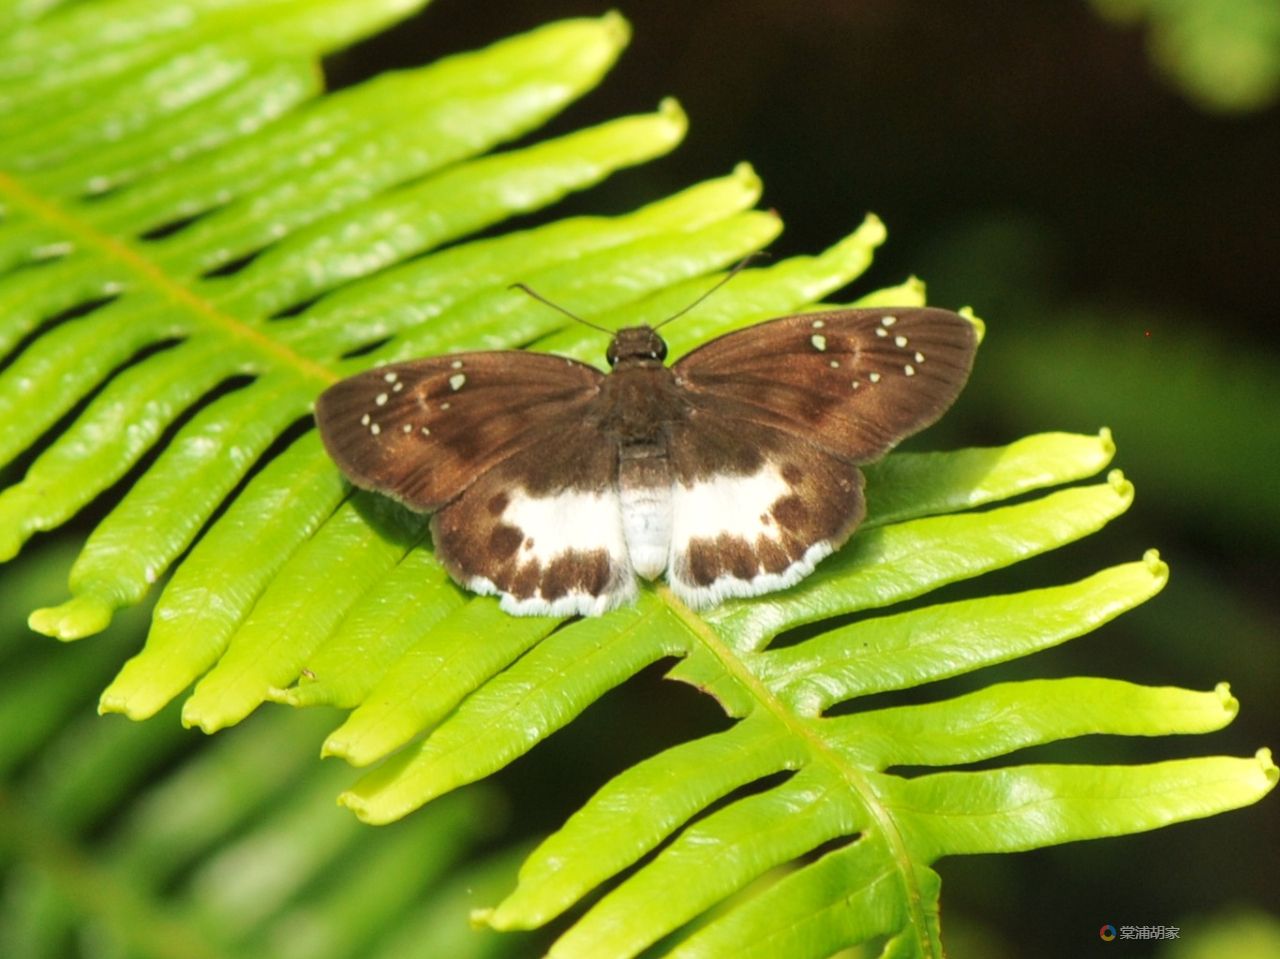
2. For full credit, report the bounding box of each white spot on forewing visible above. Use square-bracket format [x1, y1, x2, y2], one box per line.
[904, 364, 916, 376]
[894, 335, 908, 348]
[370, 423, 381, 435]
[812, 319, 825, 329]
[360, 414, 370, 426]
[881, 315, 897, 327]
[811, 334, 827, 351]
[450, 360, 463, 369]
[875, 327, 888, 338]
[383, 372, 398, 383]
[375, 392, 388, 406]
[915, 351, 925, 363]
[450, 373, 466, 391]
[869, 372, 881, 383]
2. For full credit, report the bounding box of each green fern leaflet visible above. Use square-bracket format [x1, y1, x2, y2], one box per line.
[0, 2, 1272, 957]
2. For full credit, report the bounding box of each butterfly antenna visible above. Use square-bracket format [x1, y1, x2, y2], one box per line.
[652, 251, 769, 331]
[509, 283, 614, 334]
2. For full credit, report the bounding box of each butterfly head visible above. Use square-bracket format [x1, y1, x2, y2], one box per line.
[606, 326, 668, 367]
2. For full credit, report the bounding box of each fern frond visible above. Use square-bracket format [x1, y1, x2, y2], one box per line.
[2, 4, 1272, 958]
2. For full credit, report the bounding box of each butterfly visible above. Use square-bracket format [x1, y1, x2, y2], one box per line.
[315, 305, 977, 617]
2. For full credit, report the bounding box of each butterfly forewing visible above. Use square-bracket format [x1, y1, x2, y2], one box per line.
[657, 306, 976, 605]
[315, 352, 604, 511]
[316, 351, 640, 616]
[672, 307, 978, 463]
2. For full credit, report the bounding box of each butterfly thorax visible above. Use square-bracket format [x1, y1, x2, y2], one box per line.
[594, 328, 687, 446]
[593, 327, 685, 579]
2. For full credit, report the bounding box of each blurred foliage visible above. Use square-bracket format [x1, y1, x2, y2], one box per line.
[1092, 0, 1280, 111]
[972, 304, 1280, 547]
[0, 542, 531, 959]
[1162, 910, 1280, 959]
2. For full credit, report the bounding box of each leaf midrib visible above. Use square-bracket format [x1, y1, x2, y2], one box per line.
[0, 168, 339, 387]
[658, 584, 938, 958]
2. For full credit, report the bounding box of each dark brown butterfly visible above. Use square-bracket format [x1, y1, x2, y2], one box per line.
[315, 307, 977, 616]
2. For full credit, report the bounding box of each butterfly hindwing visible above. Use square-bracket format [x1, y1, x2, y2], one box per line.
[663, 416, 865, 607]
[314, 351, 604, 511]
[431, 425, 636, 617]
[672, 307, 977, 463]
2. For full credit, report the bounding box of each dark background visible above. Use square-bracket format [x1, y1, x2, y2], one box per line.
[329, 0, 1280, 327]
[331, 2, 1280, 956]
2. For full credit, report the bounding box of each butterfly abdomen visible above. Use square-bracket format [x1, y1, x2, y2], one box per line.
[618, 443, 674, 580]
